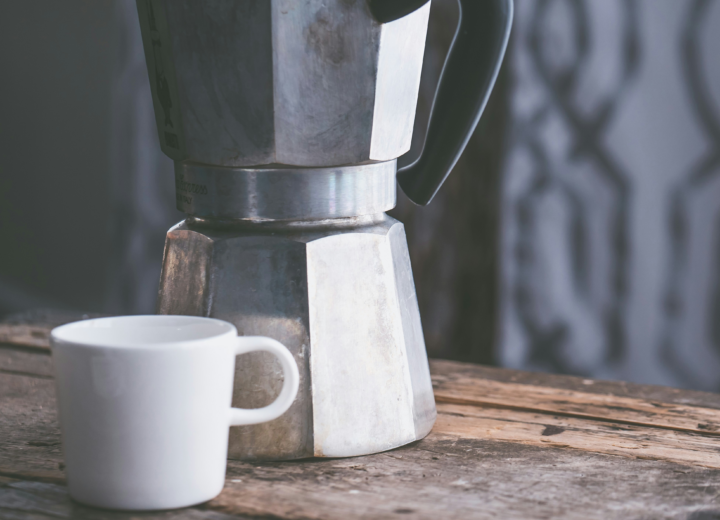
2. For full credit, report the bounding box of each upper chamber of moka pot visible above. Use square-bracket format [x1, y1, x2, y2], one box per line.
[137, 0, 430, 170]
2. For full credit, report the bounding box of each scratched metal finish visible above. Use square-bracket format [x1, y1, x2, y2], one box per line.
[156, 215, 436, 460]
[136, 0, 429, 167]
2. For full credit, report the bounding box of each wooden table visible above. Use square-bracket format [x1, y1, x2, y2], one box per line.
[2, 312, 720, 519]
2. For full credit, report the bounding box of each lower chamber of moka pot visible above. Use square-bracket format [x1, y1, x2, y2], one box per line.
[156, 213, 436, 460]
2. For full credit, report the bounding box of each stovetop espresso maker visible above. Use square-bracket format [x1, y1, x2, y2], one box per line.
[136, 0, 511, 460]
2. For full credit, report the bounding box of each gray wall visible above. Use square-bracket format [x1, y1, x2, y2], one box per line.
[0, 0, 179, 316]
[0, 1, 115, 312]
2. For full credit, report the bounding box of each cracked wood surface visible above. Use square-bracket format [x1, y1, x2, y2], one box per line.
[431, 360, 720, 435]
[2, 315, 720, 518]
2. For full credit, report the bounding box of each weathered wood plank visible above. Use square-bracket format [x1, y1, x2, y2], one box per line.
[0, 324, 53, 351]
[3, 364, 720, 517]
[431, 359, 720, 410]
[3, 314, 720, 518]
[214, 436, 720, 520]
[436, 403, 720, 469]
[0, 480, 247, 519]
[4, 342, 720, 472]
[0, 349, 53, 379]
[3, 437, 719, 520]
[0, 372, 63, 481]
[432, 372, 720, 436]
[6, 361, 720, 476]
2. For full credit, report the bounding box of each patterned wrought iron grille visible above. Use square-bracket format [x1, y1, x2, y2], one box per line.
[503, 0, 720, 390]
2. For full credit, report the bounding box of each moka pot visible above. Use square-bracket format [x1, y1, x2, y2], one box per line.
[137, 0, 512, 460]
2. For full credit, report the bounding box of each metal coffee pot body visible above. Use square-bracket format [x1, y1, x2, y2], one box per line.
[138, 0, 512, 459]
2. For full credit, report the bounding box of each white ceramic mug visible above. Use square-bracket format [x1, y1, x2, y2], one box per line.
[50, 315, 299, 511]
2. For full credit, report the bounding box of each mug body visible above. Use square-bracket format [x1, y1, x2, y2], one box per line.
[51, 316, 238, 510]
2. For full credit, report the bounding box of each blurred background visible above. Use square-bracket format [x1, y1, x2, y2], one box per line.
[1, 0, 719, 391]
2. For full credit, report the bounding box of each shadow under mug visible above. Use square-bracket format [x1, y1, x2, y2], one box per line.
[51, 315, 300, 511]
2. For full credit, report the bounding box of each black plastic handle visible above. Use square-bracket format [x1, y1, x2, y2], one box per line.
[369, 0, 513, 206]
[368, 0, 431, 23]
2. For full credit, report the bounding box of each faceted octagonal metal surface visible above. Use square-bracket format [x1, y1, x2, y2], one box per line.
[157, 215, 436, 460]
[136, 0, 430, 167]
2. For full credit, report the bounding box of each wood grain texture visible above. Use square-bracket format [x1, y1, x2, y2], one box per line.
[433, 369, 720, 436]
[430, 358, 720, 410]
[436, 403, 720, 468]
[4, 320, 720, 518]
[0, 372, 63, 481]
[215, 436, 720, 520]
[0, 324, 53, 351]
[0, 480, 246, 519]
[0, 349, 53, 379]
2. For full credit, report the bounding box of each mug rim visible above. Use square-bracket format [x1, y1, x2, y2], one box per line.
[51, 315, 237, 351]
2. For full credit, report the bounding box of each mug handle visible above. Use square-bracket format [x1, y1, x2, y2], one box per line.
[228, 337, 300, 426]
